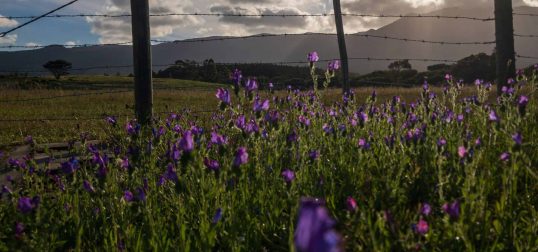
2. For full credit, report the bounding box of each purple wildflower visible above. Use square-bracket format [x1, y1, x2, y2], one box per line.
[308, 51, 319, 63]
[518, 95, 529, 115]
[204, 158, 220, 172]
[512, 132, 522, 146]
[212, 208, 223, 224]
[61, 157, 79, 174]
[246, 78, 258, 92]
[83, 180, 95, 193]
[489, 110, 499, 122]
[2, 185, 12, 195]
[17, 197, 38, 214]
[421, 203, 432, 216]
[328, 60, 340, 71]
[210, 132, 228, 146]
[500, 152, 511, 162]
[287, 130, 299, 143]
[235, 115, 246, 130]
[179, 130, 194, 153]
[233, 147, 249, 168]
[253, 99, 270, 112]
[15, 222, 25, 239]
[164, 163, 179, 183]
[294, 198, 341, 252]
[309, 150, 320, 161]
[346, 197, 358, 212]
[358, 138, 370, 150]
[415, 219, 429, 235]
[437, 138, 447, 147]
[281, 169, 296, 184]
[299, 115, 311, 127]
[231, 69, 242, 84]
[216, 88, 231, 105]
[136, 187, 146, 202]
[458, 146, 467, 158]
[123, 190, 134, 202]
[106, 116, 117, 126]
[120, 157, 130, 170]
[442, 200, 460, 219]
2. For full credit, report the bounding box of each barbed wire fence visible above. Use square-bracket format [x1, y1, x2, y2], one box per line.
[0, 1, 537, 124]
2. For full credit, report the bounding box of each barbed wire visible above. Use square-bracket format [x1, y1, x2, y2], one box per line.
[0, 56, 460, 74]
[514, 34, 538, 38]
[0, 12, 496, 21]
[0, 32, 496, 49]
[512, 13, 538, 17]
[0, 110, 216, 123]
[0, 0, 79, 37]
[517, 54, 538, 60]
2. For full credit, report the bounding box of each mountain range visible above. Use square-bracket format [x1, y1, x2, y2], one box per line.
[0, 5, 537, 75]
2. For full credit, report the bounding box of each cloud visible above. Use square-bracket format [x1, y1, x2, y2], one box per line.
[0, 15, 18, 28]
[65, 41, 77, 48]
[87, 0, 202, 43]
[25, 42, 41, 47]
[0, 34, 17, 45]
[523, 0, 538, 7]
[209, 6, 309, 28]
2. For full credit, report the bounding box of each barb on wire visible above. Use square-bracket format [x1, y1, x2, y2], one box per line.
[514, 34, 538, 38]
[0, 0, 79, 37]
[516, 54, 538, 60]
[1, 32, 495, 49]
[512, 13, 538, 17]
[0, 12, 495, 21]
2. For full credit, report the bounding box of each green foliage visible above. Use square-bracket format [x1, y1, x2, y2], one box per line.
[0, 69, 537, 251]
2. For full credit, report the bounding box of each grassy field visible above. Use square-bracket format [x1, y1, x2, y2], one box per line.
[0, 69, 537, 250]
[0, 75, 486, 145]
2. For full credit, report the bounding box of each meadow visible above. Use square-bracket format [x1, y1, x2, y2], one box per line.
[0, 60, 537, 251]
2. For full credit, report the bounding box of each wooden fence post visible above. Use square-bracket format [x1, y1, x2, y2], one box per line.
[494, 0, 516, 95]
[333, 0, 350, 94]
[131, 0, 153, 124]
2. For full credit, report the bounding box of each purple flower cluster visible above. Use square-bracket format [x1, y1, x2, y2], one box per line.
[295, 198, 341, 252]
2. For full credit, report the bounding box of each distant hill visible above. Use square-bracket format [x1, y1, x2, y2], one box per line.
[0, 6, 536, 75]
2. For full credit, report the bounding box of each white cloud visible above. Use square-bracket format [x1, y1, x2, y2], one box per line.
[523, 0, 538, 7]
[87, 0, 202, 43]
[0, 34, 17, 45]
[0, 15, 18, 28]
[25, 42, 41, 47]
[65, 41, 77, 48]
[83, 0, 538, 43]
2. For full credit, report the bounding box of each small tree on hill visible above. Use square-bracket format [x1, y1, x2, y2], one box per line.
[388, 60, 412, 84]
[43, 60, 72, 80]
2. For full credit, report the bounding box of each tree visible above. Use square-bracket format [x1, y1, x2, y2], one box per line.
[451, 53, 495, 83]
[43, 60, 72, 80]
[388, 60, 412, 84]
[202, 59, 218, 82]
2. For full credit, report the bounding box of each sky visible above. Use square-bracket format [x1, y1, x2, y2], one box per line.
[1, 0, 537, 49]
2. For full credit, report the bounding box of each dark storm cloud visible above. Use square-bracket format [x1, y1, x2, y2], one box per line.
[210, 5, 308, 28]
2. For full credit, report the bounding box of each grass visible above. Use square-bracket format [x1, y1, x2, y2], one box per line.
[0, 75, 486, 145]
[0, 70, 537, 250]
